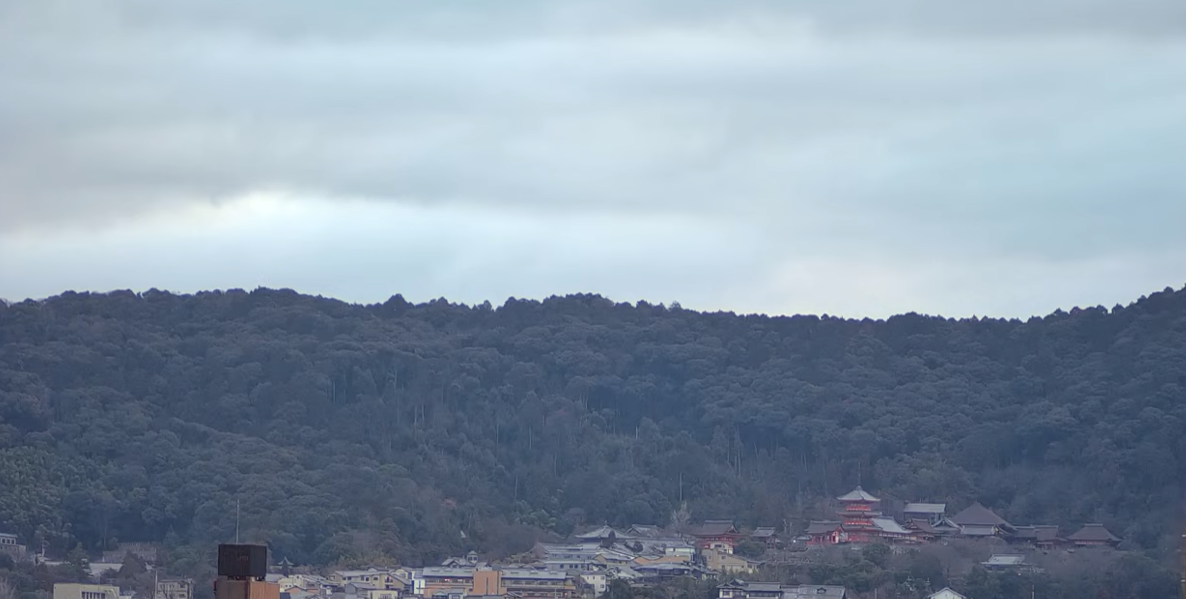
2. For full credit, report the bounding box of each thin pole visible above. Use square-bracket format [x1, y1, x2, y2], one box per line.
[235, 499, 241, 543]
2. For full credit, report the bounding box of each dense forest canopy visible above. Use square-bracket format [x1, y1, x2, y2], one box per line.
[1, 286, 1185, 574]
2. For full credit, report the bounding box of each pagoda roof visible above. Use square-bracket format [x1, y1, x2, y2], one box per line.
[950, 503, 1011, 528]
[836, 486, 880, 502]
[1068, 523, 1120, 543]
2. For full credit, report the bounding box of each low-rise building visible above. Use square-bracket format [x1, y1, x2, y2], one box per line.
[498, 568, 574, 599]
[0, 533, 27, 560]
[157, 579, 194, 599]
[415, 568, 475, 597]
[717, 581, 845, 599]
[578, 573, 607, 597]
[54, 584, 120, 599]
[926, 589, 967, 599]
[783, 587, 846, 599]
[702, 550, 759, 575]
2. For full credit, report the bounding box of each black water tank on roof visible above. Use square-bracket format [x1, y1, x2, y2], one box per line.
[217, 544, 267, 580]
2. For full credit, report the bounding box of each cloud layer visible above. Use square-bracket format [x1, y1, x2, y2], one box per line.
[2, 1, 1184, 316]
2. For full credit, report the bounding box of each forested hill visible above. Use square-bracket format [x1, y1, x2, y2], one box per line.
[1, 286, 1185, 568]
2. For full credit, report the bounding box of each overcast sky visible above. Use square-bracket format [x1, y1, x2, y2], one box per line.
[2, 1, 1184, 318]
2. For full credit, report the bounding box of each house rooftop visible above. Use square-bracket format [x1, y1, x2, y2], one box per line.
[500, 569, 567, 580]
[419, 568, 476, 578]
[836, 486, 879, 502]
[784, 585, 847, 599]
[719, 581, 783, 593]
[336, 569, 388, 577]
[574, 525, 623, 540]
[927, 588, 967, 599]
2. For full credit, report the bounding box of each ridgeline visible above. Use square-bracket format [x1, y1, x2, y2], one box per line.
[1, 286, 1184, 584]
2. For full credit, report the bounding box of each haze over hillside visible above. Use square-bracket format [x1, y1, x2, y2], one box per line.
[2, 285, 1184, 582]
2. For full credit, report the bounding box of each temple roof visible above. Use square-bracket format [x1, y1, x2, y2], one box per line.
[689, 520, 738, 536]
[1068, 523, 1120, 543]
[804, 521, 843, 535]
[903, 503, 946, 514]
[950, 503, 1010, 528]
[836, 486, 880, 502]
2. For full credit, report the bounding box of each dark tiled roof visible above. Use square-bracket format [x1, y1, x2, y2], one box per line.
[751, 527, 777, 538]
[690, 520, 737, 536]
[908, 519, 939, 534]
[950, 503, 1010, 528]
[1033, 525, 1061, 542]
[903, 503, 946, 514]
[1068, 523, 1120, 543]
[804, 521, 843, 535]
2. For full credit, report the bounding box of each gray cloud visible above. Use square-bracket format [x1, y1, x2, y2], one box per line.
[1, 1, 1184, 315]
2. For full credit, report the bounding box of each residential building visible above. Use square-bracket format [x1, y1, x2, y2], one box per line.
[0, 533, 27, 559]
[631, 562, 709, 581]
[902, 504, 946, 526]
[1067, 524, 1121, 547]
[625, 525, 663, 539]
[950, 503, 1013, 537]
[470, 568, 575, 599]
[88, 563, 123, 579]
[717, 581, 845, 599]
[573, 526, 622, 542]
[333, 570, 403, 590]
[717, 580, 783, 599]
[702, 549, 758, 575]
[157, 579, 194, 599]
[835, 487, 882, 543]
[782, 587, 846, 599]
[926, 588, 967, 599]
[688, 521, 741, 553]
[415, 568, 475, 597]
[542, 558, 599, 572]
[441, 552, 484, 568]
[54, 584, 120, 599]
[578, 573, 607, 597]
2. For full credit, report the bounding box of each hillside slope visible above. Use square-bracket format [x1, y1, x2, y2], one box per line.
[1, 286, 1184, 568]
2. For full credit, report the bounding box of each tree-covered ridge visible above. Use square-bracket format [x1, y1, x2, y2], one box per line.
[1, 286, 1184, 568]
